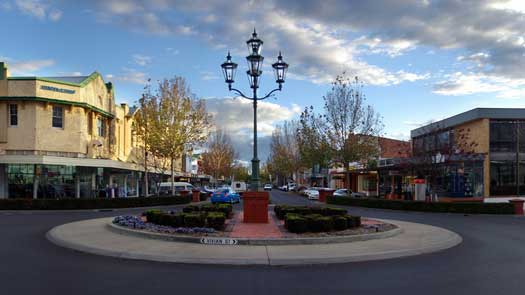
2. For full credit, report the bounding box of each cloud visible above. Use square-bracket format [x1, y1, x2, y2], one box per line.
[132, 54, 152, 66]
[201, 71, 220, 81]
[205, 97, 302, 161]
[165, 48, 180, 55]
[14, 0, 62, 21]
[7, 59, 55, 75]
[90, 0, 426, 86]
[107, 68, 147, 84]
[433, 72, 525, 99]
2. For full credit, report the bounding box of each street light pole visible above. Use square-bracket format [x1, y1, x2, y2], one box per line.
[221, 29, 289, 191]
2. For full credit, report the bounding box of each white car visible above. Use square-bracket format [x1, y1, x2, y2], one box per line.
[333, 188, 366, 198]
[306, 188, 320, 200]
[263, 183, 272, 191]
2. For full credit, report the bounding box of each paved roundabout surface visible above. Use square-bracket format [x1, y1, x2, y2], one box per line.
[2, 190, 525, 294]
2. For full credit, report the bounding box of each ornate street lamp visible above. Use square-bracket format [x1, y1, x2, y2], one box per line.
[221, 29, 289, 191]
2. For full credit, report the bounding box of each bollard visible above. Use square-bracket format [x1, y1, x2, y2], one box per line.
[509, 199, 524, 215]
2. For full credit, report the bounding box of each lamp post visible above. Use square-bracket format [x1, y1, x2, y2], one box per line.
[221, 29, 289, 191]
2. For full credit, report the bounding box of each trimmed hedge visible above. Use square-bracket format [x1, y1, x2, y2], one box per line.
[206, 212, 227, 230]
[274, 205, 347, 220]
[327, 196, 515, 214]
[145, 205, 230, 229]
[278, 205, 361, 233]
[184, 213, 206, 228]
[183, 203, 233, 217]
[284, 214, 308, 233]
[0, 196, 191, 210]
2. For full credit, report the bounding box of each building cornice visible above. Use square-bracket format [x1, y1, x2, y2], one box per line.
[0, 96, 115, 118]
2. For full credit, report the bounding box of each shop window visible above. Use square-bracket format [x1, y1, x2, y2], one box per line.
[9, 104, 18, 126]
[52, 106, 64, 128]
[97, 117, 106, 137]
[490, 120, 516, 153]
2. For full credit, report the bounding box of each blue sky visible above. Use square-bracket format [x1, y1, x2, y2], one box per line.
[1, 0, 524, 161]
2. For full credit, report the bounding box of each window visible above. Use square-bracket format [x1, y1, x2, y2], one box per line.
[9, 104, 17, 126]
[52, 106, 63, 128]
[97, 118, 106, 137]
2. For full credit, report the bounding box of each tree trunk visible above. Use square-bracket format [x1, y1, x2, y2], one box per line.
[144, 151, 149, 197]
[171, 157, 175, 196]
[345, 162, 351, 192]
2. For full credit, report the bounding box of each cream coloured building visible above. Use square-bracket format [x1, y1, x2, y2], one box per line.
[0, 61, 194, 199]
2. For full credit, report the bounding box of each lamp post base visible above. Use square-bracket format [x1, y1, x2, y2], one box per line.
[243, 191, 269, 223]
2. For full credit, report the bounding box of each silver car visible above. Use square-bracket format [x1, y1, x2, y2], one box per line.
[333, 188, 366, 198]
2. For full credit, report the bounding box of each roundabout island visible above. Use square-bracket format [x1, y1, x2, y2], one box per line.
[46, 202, 462, 265]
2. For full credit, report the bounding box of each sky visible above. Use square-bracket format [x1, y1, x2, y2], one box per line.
[1, 0, 525, 162]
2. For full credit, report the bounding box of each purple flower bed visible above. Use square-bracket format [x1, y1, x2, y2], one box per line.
[112, 215, 216, 234]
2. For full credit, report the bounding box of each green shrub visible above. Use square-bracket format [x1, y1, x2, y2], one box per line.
[326, 196, 515, 215]
[200, 204, 216, 212]
[217, 204, 233, 217]
[145, 209, 162, 223]
[206, 212, 226, 230]
[183, 205, 199, 213]
[333, 216, 348, 231]
[323, 207, 347, 216]
[305, 214, 325, 232]
[184, 213, 205, 227]
[173, 213, 185, 227]
[0, 196, 191, 210]
[318, 216, 334, 232]
[346, 215, 361, 228]
[285, 214, 308, 233]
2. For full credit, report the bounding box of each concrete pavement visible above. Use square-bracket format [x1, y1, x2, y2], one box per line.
[47, 217, 461, 265]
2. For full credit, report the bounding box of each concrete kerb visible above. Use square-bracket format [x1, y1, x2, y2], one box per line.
[106, 220, 404, 245]
[46, 217, 462, 266]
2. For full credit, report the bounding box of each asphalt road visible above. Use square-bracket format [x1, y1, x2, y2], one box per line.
[2, 190, 525, 295]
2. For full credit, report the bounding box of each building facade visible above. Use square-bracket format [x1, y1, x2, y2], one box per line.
[330, 136, 411, 196]
[0, 62, 187, 199]
[379, 108, 525, 200]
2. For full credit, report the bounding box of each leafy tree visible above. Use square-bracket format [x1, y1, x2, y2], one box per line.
[267, 120, 303, 185]
[201, 129, 236, 181]
[322, 74, 382, 191]
[296, 106, 332, 185]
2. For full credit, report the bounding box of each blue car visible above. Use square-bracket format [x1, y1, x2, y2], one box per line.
[211, 188, 241, 204]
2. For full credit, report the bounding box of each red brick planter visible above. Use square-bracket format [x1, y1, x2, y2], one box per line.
[191, 190, 200, 202]
[319, 189, 335, 203]
[243, 191, 269, 223]
[509, 199, 524, 215]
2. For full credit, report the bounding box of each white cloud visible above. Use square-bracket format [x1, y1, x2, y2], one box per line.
[201, 71, 219, 81]
[165, 48, 180, 55]
[132, 54, 152, 66]
[48, 9, 62, 21]
[108, 68, 147, 84]
[8, 59, 55, 75]
[205, 97, 301, 137]
[15, 0, 62, 21]
[433, 72, 525, 99]
[204, 97, 302, 161]
[90, 0, 426, 87]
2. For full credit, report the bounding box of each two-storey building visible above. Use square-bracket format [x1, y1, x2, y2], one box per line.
[0, 62, 147, 198]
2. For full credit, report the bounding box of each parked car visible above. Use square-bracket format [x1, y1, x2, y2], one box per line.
[287, 183, 297, 191]
[306, 188, 320, 200]
[158, 182, 194, 196]
[333, 188, 367, 198]
[211, 188, 241, 204]
[263, 183, 272, 191]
